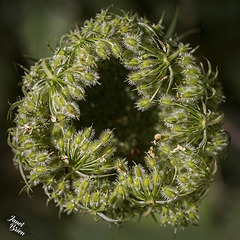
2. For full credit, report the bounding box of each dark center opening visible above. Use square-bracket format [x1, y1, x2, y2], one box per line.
[77, 58, 159, 164]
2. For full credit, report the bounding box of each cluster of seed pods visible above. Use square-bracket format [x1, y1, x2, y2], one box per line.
[8, 9, 229, 228]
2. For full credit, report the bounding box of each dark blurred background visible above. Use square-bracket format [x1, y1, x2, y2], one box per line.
[1, 0, 240, 239]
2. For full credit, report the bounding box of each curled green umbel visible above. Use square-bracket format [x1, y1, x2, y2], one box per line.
[8, 8, 229, 228]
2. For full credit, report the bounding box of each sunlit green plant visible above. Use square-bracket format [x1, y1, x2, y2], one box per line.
[8, 8, 229, 229]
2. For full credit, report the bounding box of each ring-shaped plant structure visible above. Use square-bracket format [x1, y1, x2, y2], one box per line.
[8, 9, 230, 228]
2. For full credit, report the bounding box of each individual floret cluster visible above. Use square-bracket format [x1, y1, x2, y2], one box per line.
[8, 8, 229, 229]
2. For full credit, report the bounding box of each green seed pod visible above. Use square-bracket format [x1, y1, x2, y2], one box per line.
[65, 102, 80, 118]
[205, 144, 216, 156]
[91, 192, 100, 205]
[102, 22, 112, 36]
[29, 174, 40, 185]
[133, 178, 141, 189]
[57, 182, 65, 193]
[99, 130, 112, 144]
[127, 173, 133, 185]
[74, 179, 81, 190]
[134, 164, 143, 178]
[124, 34, 140, 49]
[212, 131, 229, 150]
[117, 184, 126, 197]
[88, 140, 101, 152]
[185, 201, 198, 222]
[160, 216, 168, 226]
[118, 174, 125, 182]
[125, 57, 140, 69]
[24, 99, 35, 112]
[175, 110, 187, 120]
[172, 125, 186, 133]
[182, 66, 200, 77]
[136, 97, 152, 111]
[184, 77, 199, 86]
[28, 151, 37, 159]
[57, 180, 67, 192]
[102, 143, 115, 156]
[61, 87, 70, 99]
[141, 59, 153, 69]
[36, 152, 48, 162]
[120, 24, 131, 33]
[111, 17, 121, 26]
[177, 175, 194, 192]
[24, 73, 34, 85]
[180, 54, 194, 66]
[109, 193, 118, 206]
[81, 140, 90, 152]
[209, 112, 224, 124]
[164, 116, 178, 125]
[162, 186, 178, 200]
[178, 85, 200, 100]
[34, 166, 49, 173]
[52, 94, 65, 109]
[65, 201, 75, 213]
[23, 141, 35, 149]
[185, 160, 195, 169]
[57, 138, 65, 150]
[128, 71, 144, 84]
[83, 193, 91, 206]
[143, 175, 151, 190]
[145, 156, 157, 169]
[45, 176, 54, 186]
[65, 126, 74, 139]
[152, 171, 161, 187]
[17, 115, 28, 125]
[83, 126, 93, 139]
[159, 142, 172, 155]
[18, 134, 28, 142]
[96, 41, 109, 59]
[110, 42, 122, 58]
[136, 83, 152, 94]
[159, 95, 174, 106]
[74, 132, 83, 145]
[93, 22, 101, 33]
[81, 178, 90, 191]
[52, 123, 63, 139]
[83, 72, 99, 85]
[101, 193, 108, 204]
[68, 86, 85, 100]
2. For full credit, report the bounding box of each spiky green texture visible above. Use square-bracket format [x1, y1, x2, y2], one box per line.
[8, 9, 229, 228]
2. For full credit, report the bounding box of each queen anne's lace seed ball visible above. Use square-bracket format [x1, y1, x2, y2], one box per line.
[8, 8, 229, 229]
